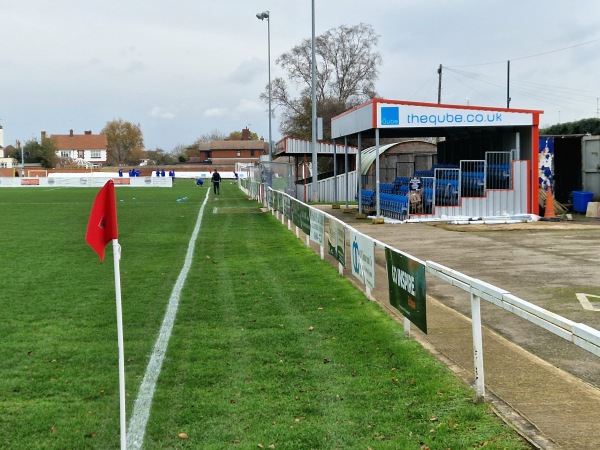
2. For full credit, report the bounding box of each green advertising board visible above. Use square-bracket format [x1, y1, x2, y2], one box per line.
[284, 196, 292, 220]
[299, 204, 311, 235]
[272, 190, 279, 212]
[384, 248, 427, 334]
[292, 199, 301, 228]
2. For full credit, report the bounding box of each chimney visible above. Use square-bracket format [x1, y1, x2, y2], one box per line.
[84, 130, 92, 135]
[69, 129, 74, 137]
[241, 127, 250, 141]
[41, 131, 46, 140]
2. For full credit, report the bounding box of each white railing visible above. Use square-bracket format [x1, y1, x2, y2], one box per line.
[241, 181, 600, 402]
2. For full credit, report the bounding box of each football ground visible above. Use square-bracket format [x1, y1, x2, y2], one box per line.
[0, 180, 531, 449]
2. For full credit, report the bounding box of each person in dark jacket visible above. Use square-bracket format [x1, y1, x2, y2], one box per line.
[211, 170, 221, 194]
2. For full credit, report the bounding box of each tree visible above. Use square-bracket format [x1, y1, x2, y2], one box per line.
[541, 118, 600, 136]
[145, 148, 176, 165]
[196, 129, 227, 142]
[263, 23, 382, 140]
[18, 137, 59, 168]
[227, 130, 259, 140]
[102, 119, 144, 166]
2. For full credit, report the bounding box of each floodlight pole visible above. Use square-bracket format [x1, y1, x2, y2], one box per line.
[256, 10, 273, 162]
[20, 142, 25, 177]
[310, 0, 318, 201]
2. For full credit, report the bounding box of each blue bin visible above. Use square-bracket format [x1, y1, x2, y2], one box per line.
[573, 191, 593, 213]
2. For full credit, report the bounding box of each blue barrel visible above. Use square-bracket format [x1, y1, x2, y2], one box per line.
[573, 191, 593, 213]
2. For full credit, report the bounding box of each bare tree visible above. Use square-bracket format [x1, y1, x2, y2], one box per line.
[262, 23, 382, 140]
[195, 129, 228, 143]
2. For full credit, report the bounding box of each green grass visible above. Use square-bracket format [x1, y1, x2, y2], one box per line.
[0, 180, 530, 449]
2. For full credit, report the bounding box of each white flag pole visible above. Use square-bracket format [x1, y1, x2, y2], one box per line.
[112, 239, 127, 450]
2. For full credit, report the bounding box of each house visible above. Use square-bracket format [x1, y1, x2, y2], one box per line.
[48, 129, 108, 167]
[191, 127, 267, 166]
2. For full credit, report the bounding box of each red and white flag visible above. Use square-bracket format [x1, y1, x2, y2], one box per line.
[86, 180, 118, 262]
[85, 179, 127, 448]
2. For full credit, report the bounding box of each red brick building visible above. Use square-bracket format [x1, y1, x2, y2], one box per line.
[191, 128, 267, 167]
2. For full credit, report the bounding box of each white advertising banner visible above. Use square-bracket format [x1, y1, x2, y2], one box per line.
[0, 177, 173, 188]
[377, 103, 534, 128]
[309, 208, 325, 246]
[349, 229, 375, 289]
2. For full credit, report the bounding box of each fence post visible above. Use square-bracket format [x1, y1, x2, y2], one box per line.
[470, 292, 486, 402]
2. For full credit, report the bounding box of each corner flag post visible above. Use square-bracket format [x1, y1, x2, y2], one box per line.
[85, 180, 127, 449]
[113, 239, 126, 450]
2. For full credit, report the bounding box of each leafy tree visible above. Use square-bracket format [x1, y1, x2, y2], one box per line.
[171, 144, 189, 162]
[227, 130, 259, 140]
[540, 118, 600, 135]
[263, 23, 382, 140]
[19, 137, 59, 168]
[102, 119, 144, 165]
[146, 148, 176, 165]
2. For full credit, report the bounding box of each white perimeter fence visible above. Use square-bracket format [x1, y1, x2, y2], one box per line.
[240, 179, 600, 402]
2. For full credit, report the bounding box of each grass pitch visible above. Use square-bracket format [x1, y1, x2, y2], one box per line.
[0, 180, 530, 449]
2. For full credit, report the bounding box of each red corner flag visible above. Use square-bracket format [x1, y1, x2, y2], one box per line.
[86, 180, 118, 262]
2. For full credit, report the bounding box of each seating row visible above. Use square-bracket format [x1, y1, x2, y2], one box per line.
[380, 193, 409, 219]
[356, 189, 376, 209]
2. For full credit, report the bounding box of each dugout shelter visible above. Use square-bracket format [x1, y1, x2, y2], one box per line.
[331, 98, 543, 219]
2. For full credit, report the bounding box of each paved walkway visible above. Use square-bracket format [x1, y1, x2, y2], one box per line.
[313, 207, 600, 449]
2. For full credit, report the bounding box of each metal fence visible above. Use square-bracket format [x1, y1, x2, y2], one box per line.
[485, 151, 512, 190]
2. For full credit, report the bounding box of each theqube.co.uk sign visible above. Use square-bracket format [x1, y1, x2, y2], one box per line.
[378, 104, 533, 128]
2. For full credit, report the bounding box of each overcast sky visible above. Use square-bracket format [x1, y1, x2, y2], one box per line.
[3, 1, 600, 151]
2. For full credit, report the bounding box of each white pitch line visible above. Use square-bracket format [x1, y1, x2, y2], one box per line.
[127, 189, 211, 449]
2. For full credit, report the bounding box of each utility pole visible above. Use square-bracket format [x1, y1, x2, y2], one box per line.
[437, 64, 443, 104]
[506, 60, 511, 109]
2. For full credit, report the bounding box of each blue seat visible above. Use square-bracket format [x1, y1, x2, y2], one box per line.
[379, 193, 409, 219]
[355, 189, 376, 209]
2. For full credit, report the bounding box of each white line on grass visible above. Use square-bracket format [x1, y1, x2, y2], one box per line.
[127, 189, 211, 449]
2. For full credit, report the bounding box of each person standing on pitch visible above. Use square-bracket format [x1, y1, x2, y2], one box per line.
[211, 169, 221, 194]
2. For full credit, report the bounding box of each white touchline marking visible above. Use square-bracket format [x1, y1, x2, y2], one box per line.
[127, 188, 211, 449]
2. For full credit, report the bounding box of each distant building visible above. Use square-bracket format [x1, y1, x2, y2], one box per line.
[48, 129, 108, 167]
[0, 126, 15, 175]
[190, 127, 267, 166]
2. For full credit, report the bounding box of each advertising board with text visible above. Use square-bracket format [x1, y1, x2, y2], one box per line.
[309, 209, 325, 246]
[349, 230, 375, 289]
[385, 247, 427, 334]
